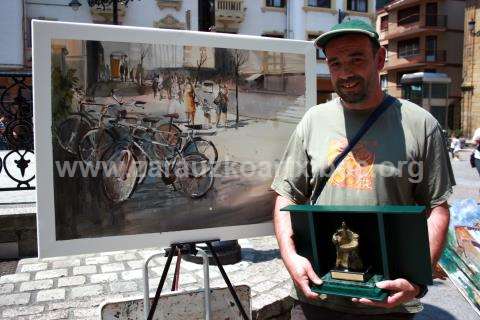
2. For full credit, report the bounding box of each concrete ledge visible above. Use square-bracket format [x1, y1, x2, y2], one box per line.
[0, 202, 37, 259]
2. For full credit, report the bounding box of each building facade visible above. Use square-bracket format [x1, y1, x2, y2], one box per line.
[2, 0, 377, 104]
[461, 0, 480, 137]
[376, 0, 464, 130]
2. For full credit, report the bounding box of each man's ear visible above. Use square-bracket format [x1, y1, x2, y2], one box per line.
[376, 46, 386, 71]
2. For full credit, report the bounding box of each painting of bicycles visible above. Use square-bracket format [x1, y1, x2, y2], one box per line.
[33, 21, 317, 256]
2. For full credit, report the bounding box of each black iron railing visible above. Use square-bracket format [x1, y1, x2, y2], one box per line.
[0, 71, 35, 191]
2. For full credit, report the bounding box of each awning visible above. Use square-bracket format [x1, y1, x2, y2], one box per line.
[245, 73, 263, 82]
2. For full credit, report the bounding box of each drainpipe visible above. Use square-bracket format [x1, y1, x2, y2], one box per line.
[286, 0, 290, 38]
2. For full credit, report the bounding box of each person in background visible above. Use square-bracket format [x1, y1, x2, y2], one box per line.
[449, 133, 461, 160]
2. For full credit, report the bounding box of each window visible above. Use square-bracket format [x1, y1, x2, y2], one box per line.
[397, 38, 420, 58]
[266, 0, 285, 7]
[262, 33, 284, 38]
[384, 44, 389, 62]
[398, 5, 419, 25]
[307, 0, 331, 8]
[347, 0, 368, 12]
[380, 15, 388, 31]
[308, 34, 326, 60]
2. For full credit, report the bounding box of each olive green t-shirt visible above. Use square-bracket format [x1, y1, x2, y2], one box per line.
[271, 96, 455, 315]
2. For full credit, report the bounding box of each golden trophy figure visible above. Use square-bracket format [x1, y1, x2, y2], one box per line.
[331, 222, 369, 281]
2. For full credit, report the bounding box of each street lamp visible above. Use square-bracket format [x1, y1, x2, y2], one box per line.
[468, 19, 476, 35]
[68, 0, 82, 11]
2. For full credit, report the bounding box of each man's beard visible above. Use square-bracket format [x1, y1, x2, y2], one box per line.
[335, 75, 369, 104]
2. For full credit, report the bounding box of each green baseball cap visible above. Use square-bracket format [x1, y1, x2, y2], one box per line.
[314, 19, 379, 49]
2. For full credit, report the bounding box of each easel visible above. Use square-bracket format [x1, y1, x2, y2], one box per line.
[142, 240, 250, 320]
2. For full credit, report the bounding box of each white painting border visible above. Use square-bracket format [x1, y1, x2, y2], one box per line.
[33, 20, 317, 258]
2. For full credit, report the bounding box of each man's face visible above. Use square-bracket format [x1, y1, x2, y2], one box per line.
[324, 35, 385, 104]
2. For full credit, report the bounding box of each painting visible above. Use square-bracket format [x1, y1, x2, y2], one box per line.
[33, 21, 317, 257]
[440, 198, 480, 316]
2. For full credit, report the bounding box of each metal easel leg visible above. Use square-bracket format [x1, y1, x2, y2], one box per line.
[197, 248, 211, 320]
[206, 242, 250, 320]
[146, 244, 176, 320]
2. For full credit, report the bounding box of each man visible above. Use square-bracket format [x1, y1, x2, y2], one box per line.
[472, 128, 480, 201]
[271, 19, 455, 319]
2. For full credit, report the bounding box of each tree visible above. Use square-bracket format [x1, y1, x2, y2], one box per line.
[229, 49, 249, 124]
[137, 44, 151, 86]
[193, 47, 208, 87]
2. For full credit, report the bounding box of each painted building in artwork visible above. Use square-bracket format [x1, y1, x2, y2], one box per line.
[461, 0, 480, 137]
[1, 0, 377, 104]
[375, 0, 465, 130]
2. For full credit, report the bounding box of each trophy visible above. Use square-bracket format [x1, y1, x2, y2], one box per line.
[282, 205, 433, 301]
[331, 221, 366, 281]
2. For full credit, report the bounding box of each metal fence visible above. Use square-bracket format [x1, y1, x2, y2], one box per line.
[0, 71, 35, 192]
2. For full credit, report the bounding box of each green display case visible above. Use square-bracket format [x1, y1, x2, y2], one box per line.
[281, 205, 433, 301]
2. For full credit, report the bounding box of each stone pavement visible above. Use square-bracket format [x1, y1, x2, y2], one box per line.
[1, 152, 480, 320]
[0, 237, 294, 319]
[0, 234, 479, 320]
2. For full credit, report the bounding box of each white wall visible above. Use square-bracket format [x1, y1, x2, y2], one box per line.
[125, 0, 198, 31]
[0, 0, 24, 66]
[238, 0, 286, 35]
[27, 0, 92, 23]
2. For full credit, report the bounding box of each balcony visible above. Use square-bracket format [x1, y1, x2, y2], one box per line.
[385, 50, 447, 70]
[215, 0, 246, 32]
[381, 14, 448, 41]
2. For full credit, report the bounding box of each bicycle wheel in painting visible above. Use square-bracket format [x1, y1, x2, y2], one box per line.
[101, 144, 139, 203]
[174, 152, 214, 199]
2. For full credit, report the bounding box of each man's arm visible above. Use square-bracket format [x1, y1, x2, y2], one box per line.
[273, 195, 322, 300]
[427, 202, 450, 266]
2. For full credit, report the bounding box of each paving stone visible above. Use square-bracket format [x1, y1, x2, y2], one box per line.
[180, 261, 203, 271]
[138, 248, 163, 260]
[179, 273, 198, 285]
[100, 262, 124, 273]
[21, 309, 69, 320]
[72, 265, 97, 275]
[71, 285, 104, 298]
[90, 273, 117, 284]
[251, 281, 278, 293]
[110, 281, 137, 293]
[51, 259, 81, 269]
[73, 307, 98, 318]
[2, 305, 44, 317]
[20, 263, 48, 273]
[57, 275, 86, 287]
[85, 256, 110, 265]
[36, 288, 65, 302]
[0, 283, 14, 294]
[35, 269, 68, 280]
[48, 296, 112, 310]
[195, 268, 221, 279]
[99, 250, 125, 256]
[127, 260, 145, 269]
[19, 279, 54, 292]
[114, 253, 137, 262]
[121, 269, 143, 281]
[0, 292, 31, 306]
[0, 272, 30, 283]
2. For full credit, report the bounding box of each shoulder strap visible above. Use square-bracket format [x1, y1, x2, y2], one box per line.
[310, 95, 396, 205]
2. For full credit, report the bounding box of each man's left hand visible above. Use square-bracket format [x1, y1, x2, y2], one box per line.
[352, 279, 420, 308]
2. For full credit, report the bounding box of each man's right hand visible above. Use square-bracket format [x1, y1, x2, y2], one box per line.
[284, 253, 323, 300]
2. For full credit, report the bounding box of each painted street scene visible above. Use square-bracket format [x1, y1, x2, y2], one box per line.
[51, 39, 306, 240]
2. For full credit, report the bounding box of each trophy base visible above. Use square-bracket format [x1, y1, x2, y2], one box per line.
[312, 273, 388, 301]
[331, 268, 372, 282]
